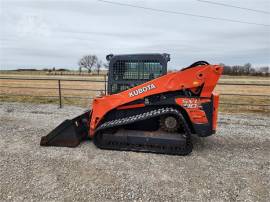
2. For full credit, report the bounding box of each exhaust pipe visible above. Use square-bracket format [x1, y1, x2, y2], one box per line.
[40, 110, 91, 147]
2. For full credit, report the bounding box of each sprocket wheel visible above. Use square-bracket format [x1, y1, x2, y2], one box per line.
[160, 115, 180, 133]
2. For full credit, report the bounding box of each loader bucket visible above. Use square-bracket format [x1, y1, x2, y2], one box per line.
[40, 110, 91, 147]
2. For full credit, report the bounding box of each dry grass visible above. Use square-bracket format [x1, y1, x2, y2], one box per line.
[0, 73, 269, 114]
[220, 75, 269, 84]
[216, 76, 270, 114]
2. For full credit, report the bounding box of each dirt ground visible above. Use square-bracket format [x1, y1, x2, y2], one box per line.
[0, 102, 269, 201]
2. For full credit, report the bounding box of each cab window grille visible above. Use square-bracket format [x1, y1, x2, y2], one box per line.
[112, 60, 163, 81]
[108, 54, 168, 94]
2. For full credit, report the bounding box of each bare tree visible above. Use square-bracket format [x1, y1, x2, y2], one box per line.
[244, 63, 251, 75]
[96, 60, 102, 75]
[232, 65, 240, 75]
[222, 65, 232, 75]
[78, 55, 98, 73]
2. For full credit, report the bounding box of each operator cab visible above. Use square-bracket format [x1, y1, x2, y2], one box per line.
[106, 53, 170, 94]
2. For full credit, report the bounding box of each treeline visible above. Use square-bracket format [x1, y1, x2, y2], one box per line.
[13, 68, 70, 72]
[220, 63, 269, 76]
[43, 68, 69, 72]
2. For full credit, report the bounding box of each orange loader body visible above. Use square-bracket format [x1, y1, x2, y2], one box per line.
[41, 60, 223, 156]
[90, 64, 223, 137]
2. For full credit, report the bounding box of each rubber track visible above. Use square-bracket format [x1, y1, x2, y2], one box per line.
[94, 107, 193, 155]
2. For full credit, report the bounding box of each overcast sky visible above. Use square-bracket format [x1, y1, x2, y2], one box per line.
[1, 0, 270, 70]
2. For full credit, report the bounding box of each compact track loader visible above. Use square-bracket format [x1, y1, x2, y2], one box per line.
[41, 53, 223, 155]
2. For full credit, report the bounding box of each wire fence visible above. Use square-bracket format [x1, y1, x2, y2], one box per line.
[0, 76, 269, 111]
[0, 76, 107, 108]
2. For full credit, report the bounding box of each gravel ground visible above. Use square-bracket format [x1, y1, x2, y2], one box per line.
[0, 102, 269, 202]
